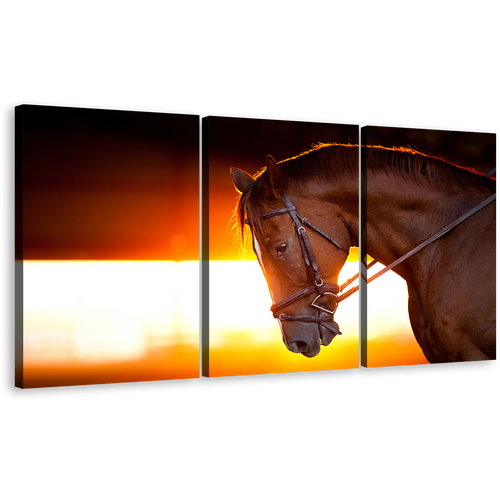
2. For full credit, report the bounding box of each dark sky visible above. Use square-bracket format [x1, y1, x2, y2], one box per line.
[204, 119, 495, 260]
[18, 109, 494, 262]
[363, 126, 495, 174]
[203, 116, 359, 260]
[17, 105, 199, 260]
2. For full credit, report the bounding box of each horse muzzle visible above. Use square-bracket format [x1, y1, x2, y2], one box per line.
[278, 311, 342, 358]
[280, 320, 322, 357]
[275, 292, 342, 357]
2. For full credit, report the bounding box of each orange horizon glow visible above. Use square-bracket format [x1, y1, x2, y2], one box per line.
[21, 260, 199, 388]
[21, 257, 428, 388]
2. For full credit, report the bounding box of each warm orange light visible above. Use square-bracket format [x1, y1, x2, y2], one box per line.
[22, 260, 199, 387]
[21, 259, 427, 387]
[170, 234, 188, 254]
[207, 259, 360, 376]
[366, 263, 429, 367]
[206, 257, 426, 373]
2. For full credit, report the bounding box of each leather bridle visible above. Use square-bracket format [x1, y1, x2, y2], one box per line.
[248, 192, 350, 339]
[246, 179, 496, 343]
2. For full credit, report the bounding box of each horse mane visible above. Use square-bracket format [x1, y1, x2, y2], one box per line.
[233, 142, 495, 247]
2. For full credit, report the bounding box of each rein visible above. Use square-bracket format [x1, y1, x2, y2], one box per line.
[248, 181, 496, 335]
[339, 190, 497, 302]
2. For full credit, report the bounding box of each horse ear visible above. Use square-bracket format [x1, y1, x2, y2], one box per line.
[265, 155, 284, 198]
[230, 167, 254, 194]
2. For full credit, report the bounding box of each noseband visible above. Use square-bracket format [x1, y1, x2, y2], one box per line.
[253, 192, 350, 338]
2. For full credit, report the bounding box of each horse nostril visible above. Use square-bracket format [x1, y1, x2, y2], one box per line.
[290, 341, 308, 353]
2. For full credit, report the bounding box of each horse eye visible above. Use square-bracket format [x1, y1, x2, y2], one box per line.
[275, 243, 287, 255]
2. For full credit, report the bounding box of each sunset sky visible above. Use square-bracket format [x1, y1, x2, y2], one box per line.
[17, 108, 495, 387]
[18, 105, 199, 261]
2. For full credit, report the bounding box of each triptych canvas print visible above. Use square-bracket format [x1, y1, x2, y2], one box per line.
[15, 105, 496, 388]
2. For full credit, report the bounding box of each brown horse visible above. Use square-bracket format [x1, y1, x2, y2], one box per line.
[231, 143, 496, 362]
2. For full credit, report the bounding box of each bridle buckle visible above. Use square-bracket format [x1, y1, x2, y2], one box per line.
[311, 292, 338, 316]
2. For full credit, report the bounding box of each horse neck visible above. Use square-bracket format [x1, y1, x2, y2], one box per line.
[365, 170, 492, 283]
[307, 170, 491, 282]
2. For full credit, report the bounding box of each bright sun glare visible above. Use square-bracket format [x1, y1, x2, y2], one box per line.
[23, 259, 414, 375]
[23, 261, 199, 365]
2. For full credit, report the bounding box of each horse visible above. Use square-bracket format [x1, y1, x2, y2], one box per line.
[230, 143, 496, 362]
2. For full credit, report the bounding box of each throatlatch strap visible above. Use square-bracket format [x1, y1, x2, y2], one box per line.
[297, 215, 349, 254]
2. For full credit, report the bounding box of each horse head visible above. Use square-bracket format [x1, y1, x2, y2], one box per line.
[231, 154, 352, 357]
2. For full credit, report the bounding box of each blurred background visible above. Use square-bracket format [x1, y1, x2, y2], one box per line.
[20, 111, 494, 384]
[17, 105, 199, 388]
[19, 105, 199, 260]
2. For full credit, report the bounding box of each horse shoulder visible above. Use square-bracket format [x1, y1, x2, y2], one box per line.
[408, 283, 494, 362]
